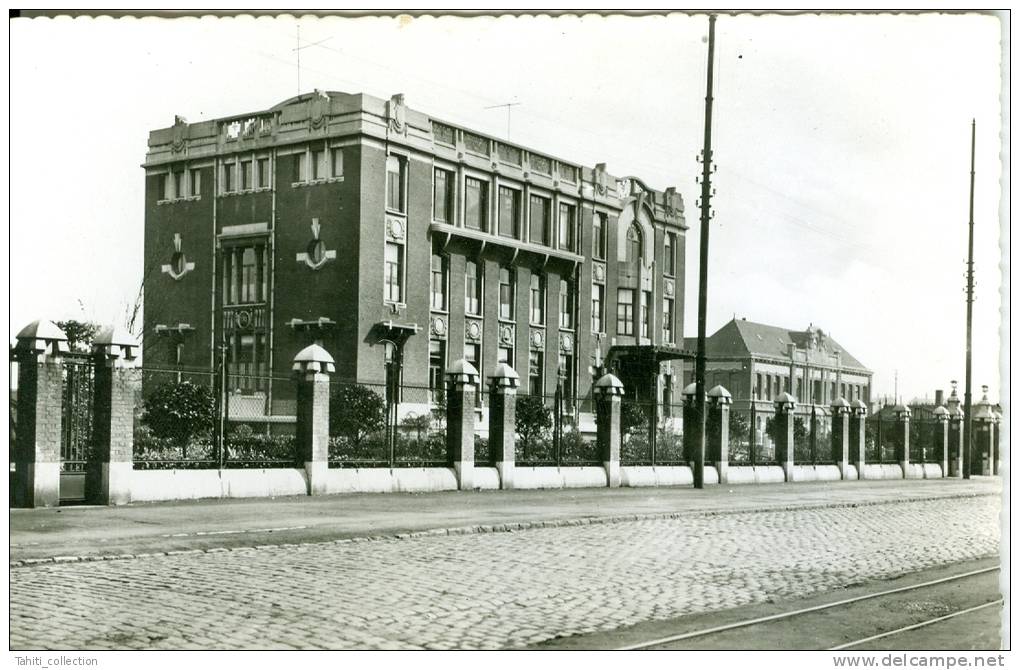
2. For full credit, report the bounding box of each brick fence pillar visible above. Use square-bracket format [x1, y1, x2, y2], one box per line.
[488, 363, 520, 490]
[934, 405, 950, 477]
[90, 326, 140, 505]
[594, 373, 624, 488]
[12, 320, 69, 508]
[681, 383, 698, 464]
[773, 392, 797, 482]
[848, 399, 868, 478]
[830, 398, 850, 479]
[707, 385, 731, 484]
[293, 344, 335, 496]
[948, 407, 964, 477]
[892, 404, 911, 477]
[446, 359, 479, 491]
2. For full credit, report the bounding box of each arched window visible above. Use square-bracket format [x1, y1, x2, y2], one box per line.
[625, 224, 642, 266]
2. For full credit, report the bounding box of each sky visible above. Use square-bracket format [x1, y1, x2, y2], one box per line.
[8, 12, 1007, 403]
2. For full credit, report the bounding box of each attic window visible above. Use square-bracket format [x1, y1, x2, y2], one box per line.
[756, 334, 762, 340]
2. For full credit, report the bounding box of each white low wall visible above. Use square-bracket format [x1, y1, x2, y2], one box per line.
[843, 464, 860, 480]
[724, 465, 786, 485]
[473, 467, 501, 490]
[860, 463, 905, 480]
[922, 463, 944, 479]
[790, 464, 843, 483]
[620, 466, 694, 487]
[129, 468, 308, 503]
[325, 467, 459, 494]
[512, 466, 609, 490]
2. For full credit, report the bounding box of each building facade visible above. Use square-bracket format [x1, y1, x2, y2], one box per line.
[682, 319, 873, 406]
[142, 90, 688, 423]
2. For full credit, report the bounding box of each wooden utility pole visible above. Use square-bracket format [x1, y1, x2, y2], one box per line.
[693, 14, 717, 489]
[963, 120, 976, 479]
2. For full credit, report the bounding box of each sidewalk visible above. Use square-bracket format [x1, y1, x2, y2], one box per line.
[9, 477, 1001, 563]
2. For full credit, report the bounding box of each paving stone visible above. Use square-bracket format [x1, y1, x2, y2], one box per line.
[9, 496, 999, 650]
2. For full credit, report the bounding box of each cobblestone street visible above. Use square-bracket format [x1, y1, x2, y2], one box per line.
[10, 494, 1000, 650]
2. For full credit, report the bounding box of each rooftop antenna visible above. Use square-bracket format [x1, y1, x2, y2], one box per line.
[484, 101, 521, 140]
[292, 25, 332, 95]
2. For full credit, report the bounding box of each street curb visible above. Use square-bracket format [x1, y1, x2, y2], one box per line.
[9, 491, 997, 569]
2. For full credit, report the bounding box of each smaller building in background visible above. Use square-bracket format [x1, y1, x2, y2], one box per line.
[681, 318, 872, 405]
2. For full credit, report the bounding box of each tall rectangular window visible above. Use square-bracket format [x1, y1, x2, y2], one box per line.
[756, 373, 763, 400]
[241, 160, 253, 190]
[664, 233, 676, 276]
[331, 148, 344, 178]
[386, 155, 405, 212]
[293, 153, 306, 182]
[190, 168, 201, 196]
[312, 149, 327, 181]
[465, 260, 482, 315]
[558, 354, 574, 401]
[529, 351, 543, 396]
[498, 345, 514, 369]
[529, 195, 550, 246]
[663, 297, 674, 343]
[465, 177, 487, 230]
[240, 247, 257, 303]
[499, 267, 515, 320]
[173, 170, 184, 199]
[256, 158, 269, 189]
[559, 279, 574, 329]
[641, 290, 652, 338]
[558, 203, 575, 251]
[592, 212, 607, 259]
[617, 289, 635, 336]
[591, 284, 604, 333]
[384, 242, 404, 303]
[498, 186, 520, 238]
[429, 340, 446, 404]
[223, 162, 236, 193]
[434, 169, 453, 223]
[530, 273, 545, 324]
[430, 253, 448, 310]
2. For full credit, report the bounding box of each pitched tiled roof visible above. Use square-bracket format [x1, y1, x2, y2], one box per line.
[684, 319, 869, 371]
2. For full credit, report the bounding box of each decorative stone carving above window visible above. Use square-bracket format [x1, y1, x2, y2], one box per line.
[430, 316, 448, 339]
[498, 144, 522, 166]
[530, 154, 551, 175]
[592, 262, 607, 285]
[463, 131, 489, 156]
[663, 278, 675, 297]
[593, 163, 608, 195]
[171, 116, 188, 154]
[385, 216, 406, 242]
[530, 330, 545, 350]
[432, 121, 456, 146]
[387, 93, 406, 133]
[310, 90, 330, 130]
[161, 233, 195, 280]
[560, 333, 574, 354]
[499, 324, 515, 345]
[295, 218, 336, 270]
[465, 320, 482, 342]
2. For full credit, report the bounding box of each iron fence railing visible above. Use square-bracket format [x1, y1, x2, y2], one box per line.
[515, 389, 600, 467]
[620, 400, 685, 466]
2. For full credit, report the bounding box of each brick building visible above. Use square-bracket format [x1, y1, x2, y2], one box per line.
[142, 90, 688, 424]
[682, 318, 872, 406]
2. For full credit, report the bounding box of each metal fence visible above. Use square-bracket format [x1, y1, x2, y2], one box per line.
[865, 415, 901, 463]
[328, 382, 447, 468]
[515, 390, 600, 467]
[728, 401, 779, 465]
[134, 366, 299, 470]
[619, 399, 685, 466]
[910, 417, 942, 463]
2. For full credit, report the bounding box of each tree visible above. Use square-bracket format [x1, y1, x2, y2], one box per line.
[142, 380, 216, 451]
[56, 319, 100, 353]
[729, 411, 750, 443]
[620, 401, 646, 436]
[330, 384, 385, 448]
[515, 394, 552, 455]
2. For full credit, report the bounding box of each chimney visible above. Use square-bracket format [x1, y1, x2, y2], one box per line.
[935, 389, 944, 407]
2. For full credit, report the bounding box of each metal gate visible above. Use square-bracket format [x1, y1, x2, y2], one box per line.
[60, 353, 95, 502]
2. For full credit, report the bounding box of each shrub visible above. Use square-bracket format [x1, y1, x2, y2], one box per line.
[515, 395, 552, 457]
[142, 380, 216, 450]
[330, 384, 385, 448]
